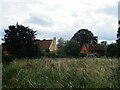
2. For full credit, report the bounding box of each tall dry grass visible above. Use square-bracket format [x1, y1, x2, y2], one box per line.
[2, 57, 120, 88]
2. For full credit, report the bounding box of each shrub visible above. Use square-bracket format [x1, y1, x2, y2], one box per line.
[80, 53, 87, 57]
[106, 43, 117, 57]
[64, 40, 81, 57]
[2, 54, 17, 63]
[40, 51, 57, 58]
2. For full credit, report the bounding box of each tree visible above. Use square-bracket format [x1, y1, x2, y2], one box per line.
[106, 43, 117, 57]
[71, 29, 97, 45]
[3, 23, 38, 57]
[100, 41, 107, 46]
[100, 41, 107, 55]
[57, 38, 66, 57]
[117, 20, 120, 40]
[64, 40, 81, 57]
[116, 21, 120, 57]
[117, 27, 120, 40]
[57, 38, 65, 49]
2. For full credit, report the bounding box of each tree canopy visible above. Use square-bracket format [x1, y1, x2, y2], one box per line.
[3, 23, 38, 57]
[57, 38, 66, 57]
[71, 29, 97, 45]
[64, 40, 81, 57]
[116, 21, 120, 57]
[117, 21, 120, 40]
[106, 43, 117, 57]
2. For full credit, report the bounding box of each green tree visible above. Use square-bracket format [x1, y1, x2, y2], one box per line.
[71, 29, 97, 45]
[2, 23, 38, 57]
[64, 40, 81, 57]
[100, 41, 107, 55]
[106, 43, 117, 57]
[116, 21, 120, 57]
[57, 38, 66, 57]
[117, 21, 120, 39]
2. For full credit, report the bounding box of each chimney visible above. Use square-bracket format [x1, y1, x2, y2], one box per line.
[53, 37, 56, 40]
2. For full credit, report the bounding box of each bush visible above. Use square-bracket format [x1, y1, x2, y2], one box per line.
[64, 40, 81, 57]
[106, 43, 117, 57]
[80, 53, 87, 57]
[2, 54, 17, 63]
[40, 51, 57, 58]
[57, 38, 66, 58]
[45, 52, 57, 58]
[56, 53, 65, 58]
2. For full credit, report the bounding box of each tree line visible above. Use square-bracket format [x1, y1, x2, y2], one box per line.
[2, 22, 120, 62]
[105, 21, 120, 57]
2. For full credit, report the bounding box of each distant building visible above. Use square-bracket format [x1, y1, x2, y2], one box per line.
[2, 37, 57, 55]
[34, 37, 57, 52]
[80, 40, 105, 57]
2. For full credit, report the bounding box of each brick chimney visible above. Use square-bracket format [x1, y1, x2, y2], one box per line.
[53, 37, 56, 40]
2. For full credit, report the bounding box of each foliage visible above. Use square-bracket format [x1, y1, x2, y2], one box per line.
[40, 51, 57, 58]
[2, 54, 16, 63]
[116, 21, 120, 57]
[117, 21, 120, 40]
[57, 38, 66, 57]
[116, 40, 120, 57]
[71, 29, 97, 45]
[57, 39, 81, 57]
[2, 58, 119, 88]
[100, 41, 107, 55]
[106, 20, 120, 58]
[2, 23, 38, 58]
[100, 41, 107, 46]
[64, 40, 81, 57]
[106, 43, 117, 57]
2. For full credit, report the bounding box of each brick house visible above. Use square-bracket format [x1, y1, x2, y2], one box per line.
[80, 41, 105, 57]
[2, 37, 57, 55]
[34, 37, 57, 52]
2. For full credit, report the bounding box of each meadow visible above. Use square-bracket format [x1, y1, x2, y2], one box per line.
[2, 57, 120, 88]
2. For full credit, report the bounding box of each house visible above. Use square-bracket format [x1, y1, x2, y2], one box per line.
[35, 37, 57, 52]
[80, 40, 105, 57]
[2, 37, 57, 55]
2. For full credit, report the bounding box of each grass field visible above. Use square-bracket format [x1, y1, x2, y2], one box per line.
[2, 57, 120, 88]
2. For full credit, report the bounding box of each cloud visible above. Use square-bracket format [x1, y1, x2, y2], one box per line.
[0, 0, 118, 44]
[96, 5, 117, 17]
[119, 1, 120, 19]
[25, 15, 54, 27]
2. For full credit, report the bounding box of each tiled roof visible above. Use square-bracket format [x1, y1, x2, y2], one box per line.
[35, 40, 52, 49]
[89, 44, 104, 51]
[83, 43, 104, 51]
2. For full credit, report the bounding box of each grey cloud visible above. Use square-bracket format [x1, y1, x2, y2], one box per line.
[118, 2, 120, 19]
[93, 26, 117, 41]
[0, 27, 6, 37]
[71, 12, 79, 17]
[36, 30, 72, 41]
[36, 30, 46, 36]
[96, 5, 117, 17]
[25, 15, 54, 27]
[44, 4, 61, 11]
[71, 5, 117, 18]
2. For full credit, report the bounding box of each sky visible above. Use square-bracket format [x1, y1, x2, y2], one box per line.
[0, 0, 119, 44]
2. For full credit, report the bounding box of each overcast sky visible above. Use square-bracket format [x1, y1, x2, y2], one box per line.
[0, 0, 119, 44]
